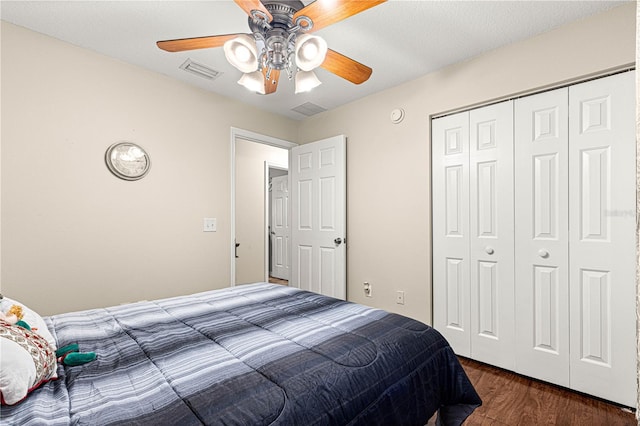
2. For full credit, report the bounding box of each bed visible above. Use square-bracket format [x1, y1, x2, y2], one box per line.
[0, 283, 480, 425]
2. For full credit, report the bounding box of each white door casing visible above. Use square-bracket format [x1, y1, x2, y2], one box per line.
[468, 101, 516, 370]
[290, 135, 346, 300]
[514, 87, 570, 386]
[270, 174, 289, 280]
[432, 112, 471, 357]
[567, 71, 636, 407]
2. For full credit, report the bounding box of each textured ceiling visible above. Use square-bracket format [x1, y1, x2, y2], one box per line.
[0, 0, 628, 120]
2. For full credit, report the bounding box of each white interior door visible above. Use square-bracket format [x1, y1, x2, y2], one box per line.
[469, 101, 515, 370]
[432, 111, 471, 357]
[290, 135, 346, 300]
[514, 87, 570, 386]
[270, 174, 289, 280]
[568, 71, 636, 407]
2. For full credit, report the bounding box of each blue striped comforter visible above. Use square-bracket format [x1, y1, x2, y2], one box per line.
[0, 283, 480, 425]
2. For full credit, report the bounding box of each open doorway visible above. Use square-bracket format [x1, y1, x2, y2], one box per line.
[231, 129, 346, 298]
[230, 128, 296, 287]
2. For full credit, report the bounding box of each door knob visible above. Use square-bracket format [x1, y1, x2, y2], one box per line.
[334, 237, 343, 245]
[485, 246, 494, 255]
[538, 249, 550, 258]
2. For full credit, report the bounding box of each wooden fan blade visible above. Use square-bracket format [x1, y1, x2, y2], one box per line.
[234, 0, 273, 22]
[294, 0, 386, 33]
[321, 49, 372, 85]
[157, 34, 243, 52]
[263, 68, 281, 95]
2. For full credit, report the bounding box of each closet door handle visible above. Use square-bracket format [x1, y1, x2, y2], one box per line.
[485, 246, 494, 255]
[538, 249, 549, 258]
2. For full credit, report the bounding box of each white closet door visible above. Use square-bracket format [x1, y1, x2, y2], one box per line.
[568, 71, 636, 407]
[432, 112, 471, 357]
[514, 88, 570, 386]
[469, 101, 515, 370]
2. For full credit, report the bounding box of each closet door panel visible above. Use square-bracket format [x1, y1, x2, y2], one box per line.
[432, 112, 471, 356]
[568, 71, 636, 407]
[469, 101, 515, 370]
[514, 88, 570, 386]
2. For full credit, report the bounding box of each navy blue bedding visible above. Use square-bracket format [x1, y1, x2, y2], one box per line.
[0, 283, 480, 425]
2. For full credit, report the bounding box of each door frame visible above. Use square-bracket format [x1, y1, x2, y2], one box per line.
[230, 127, 296, 286]
[264, 161, 288, 281]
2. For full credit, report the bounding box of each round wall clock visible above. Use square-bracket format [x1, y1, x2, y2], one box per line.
[105, 142, 151, 181]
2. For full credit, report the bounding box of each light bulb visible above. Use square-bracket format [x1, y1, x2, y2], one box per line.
[301, 43, 318, 60]
[235, 45, 250, 62]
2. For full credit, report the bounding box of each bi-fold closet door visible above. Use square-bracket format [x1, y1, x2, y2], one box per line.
[432, 101, 515, 371]
[432, 71, 636, 406]
[515, 72, 636, 406]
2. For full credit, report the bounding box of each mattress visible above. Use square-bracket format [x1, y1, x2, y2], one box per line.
[0, 283, 480, 425]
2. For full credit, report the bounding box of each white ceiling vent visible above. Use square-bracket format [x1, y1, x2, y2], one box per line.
[179, 59, 222, 80]
[291, 102, 327, 117]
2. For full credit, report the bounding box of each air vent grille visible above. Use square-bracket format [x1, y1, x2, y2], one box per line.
[179, 59, 222, 80]
[291, 102, 327, 117]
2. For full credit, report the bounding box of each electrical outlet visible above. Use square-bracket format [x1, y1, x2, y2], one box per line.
[364, 281, 372, 297]
[396, 291, 405, 305]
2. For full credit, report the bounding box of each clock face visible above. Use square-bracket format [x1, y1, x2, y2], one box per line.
[105, 142, 150, 181]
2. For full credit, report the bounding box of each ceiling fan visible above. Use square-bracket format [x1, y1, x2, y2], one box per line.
[156, 0, 386, 95]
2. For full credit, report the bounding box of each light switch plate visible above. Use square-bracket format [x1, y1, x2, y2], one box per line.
[203, 218, 217, 232]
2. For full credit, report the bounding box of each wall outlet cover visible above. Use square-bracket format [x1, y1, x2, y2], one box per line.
[203, 218, 217, 232]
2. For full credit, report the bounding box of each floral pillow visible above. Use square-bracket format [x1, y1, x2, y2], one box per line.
[0, 320, 58, 405]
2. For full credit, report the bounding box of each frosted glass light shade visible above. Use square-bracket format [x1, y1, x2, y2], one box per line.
[295, 34, 328, 71]
[238, 71, 266, 94]
[224, 35, 259, 73]
[295, 70, 322, 94]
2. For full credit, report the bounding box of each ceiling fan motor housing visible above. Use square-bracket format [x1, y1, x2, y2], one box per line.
[249, 1, 306, 72]
[266, 31, 288, 70]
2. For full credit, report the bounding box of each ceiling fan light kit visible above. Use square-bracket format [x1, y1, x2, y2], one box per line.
[223, 34, 259, 73]
[157, 0, 387, 95]
[238, 70, 267, 94]
[294, 70, 322, 94]
[294, 33, 328, 71]
[223, 2, 328, 94]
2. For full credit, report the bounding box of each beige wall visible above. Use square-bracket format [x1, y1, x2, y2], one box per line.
[0, 22, 297, 315]
[297, 3, 636, 325]
[235, 138, 288, 284]
[0, 4, 635, 323]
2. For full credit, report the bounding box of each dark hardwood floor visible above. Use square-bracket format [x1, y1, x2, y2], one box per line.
[457, 357, 636, 425]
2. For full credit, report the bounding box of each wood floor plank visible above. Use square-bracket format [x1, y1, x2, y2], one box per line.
[458, 357, 636, 426]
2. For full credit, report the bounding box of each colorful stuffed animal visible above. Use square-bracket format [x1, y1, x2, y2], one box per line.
[55, 344, 96, 366]
[0, 304, 31, 330]
[0, 304, 96, 366]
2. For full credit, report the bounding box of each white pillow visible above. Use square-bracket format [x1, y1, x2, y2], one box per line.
[0, 297, 56, 350]
[0, 322, 57, 405]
